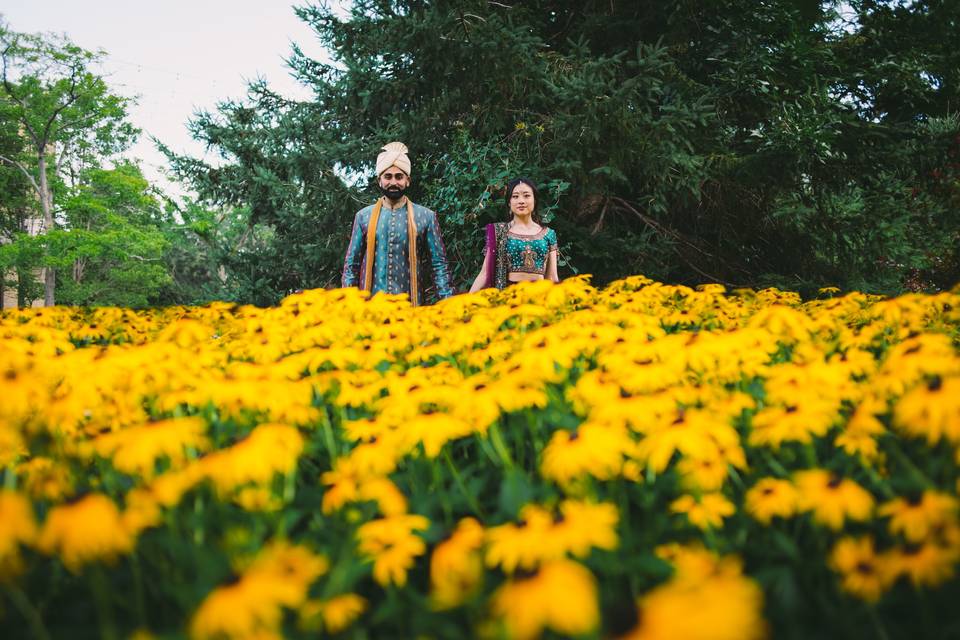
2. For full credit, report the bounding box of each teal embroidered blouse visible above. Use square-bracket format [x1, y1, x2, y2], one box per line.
[504, 227, 558, 275]
[483, 222, 560, 289]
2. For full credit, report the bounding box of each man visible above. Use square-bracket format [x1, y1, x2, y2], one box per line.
[342, 142, 454, 305]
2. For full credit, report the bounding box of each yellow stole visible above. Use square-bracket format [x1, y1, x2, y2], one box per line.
[363, 198, 419, 306]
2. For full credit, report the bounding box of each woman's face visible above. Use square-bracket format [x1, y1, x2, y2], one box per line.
[509, 183, 535, 218]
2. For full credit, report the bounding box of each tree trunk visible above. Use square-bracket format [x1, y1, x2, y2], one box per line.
[37, 152, 56, 306]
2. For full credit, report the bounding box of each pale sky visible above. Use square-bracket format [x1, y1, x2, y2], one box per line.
[0, 1, 340, 198]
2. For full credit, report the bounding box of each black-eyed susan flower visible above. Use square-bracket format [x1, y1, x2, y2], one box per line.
[879, 490, 958, 543]
[430, 517, 485, 610]
[356, 513, 430, 587]
[0, 490, 37, 579]
[16, 456, 74, 501]
[199, 422, 304, 495]
[894, 375, 960, 446]
[299, 593, 368, 634]
[190, 541, 328, 640]
[620, 552, 766, 640]
[540, 422, 631, 484]
[835, 396, 887, 462]
[745, 478, 800, 524]
[634, 409, 738, 474]
[749, 400, 838, 450]
[37, 493, 135, 573]
[888, 541, 959, 588]
[92, 416, 210, 479]
[485, 504, 554, 573]
[670, 493, 735, 530]
[402, 411, 476, 458]
[490, 559, 598, 640]
[829, 537, 896, 602]
[553, 500, 619, 558]
[794, 469, 875, 530]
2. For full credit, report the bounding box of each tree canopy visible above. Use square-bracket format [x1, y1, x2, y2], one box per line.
[0, 18, 137, 305]
[162, 0, 960, 304]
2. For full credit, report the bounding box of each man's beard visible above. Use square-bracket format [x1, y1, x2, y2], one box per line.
[379, 185, 406, 200]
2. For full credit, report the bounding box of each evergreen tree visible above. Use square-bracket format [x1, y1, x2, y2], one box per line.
[166, 0, 960, 302]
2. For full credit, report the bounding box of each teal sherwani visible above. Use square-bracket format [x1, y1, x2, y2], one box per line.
[341, 199, 454, 303]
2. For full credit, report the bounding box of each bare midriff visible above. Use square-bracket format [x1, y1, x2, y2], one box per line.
[508, 272, 544, 282]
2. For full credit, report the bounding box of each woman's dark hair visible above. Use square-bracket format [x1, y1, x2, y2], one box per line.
[505, 177, 542, 224]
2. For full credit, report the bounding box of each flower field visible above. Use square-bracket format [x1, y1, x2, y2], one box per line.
[2, 275, 960, 639]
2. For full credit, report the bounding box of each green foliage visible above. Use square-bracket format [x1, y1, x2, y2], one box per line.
[0, 18, 139, 305]
[0, 164, 173, 308]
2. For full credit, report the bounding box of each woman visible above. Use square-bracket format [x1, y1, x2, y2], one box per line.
[469, 177, 560, 292]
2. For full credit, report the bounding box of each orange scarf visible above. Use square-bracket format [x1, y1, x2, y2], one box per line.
[363, 198, 419, 306]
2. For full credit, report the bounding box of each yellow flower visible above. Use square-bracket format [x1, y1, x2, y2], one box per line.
[552, 500, 619, 557]
[485, 501, 618, 573]
[320, 460, 408, 516]
[356, 513, 430, 587]
[894, 375, 960, 446]
[490, 559, 599, 640]
[342, 433, 402, 476]
[749, 400, 837, 449]
[92, 416, 210, 479]
[540, 422, 631, 484]
[745, 478, 799, 524]
[621, 556, 766, 640]
[403, 411, 475, 458]
[794, 469, 875, 530]
[835, 399, 885, 462]
[634, 409, 738, 474]
[190, 541, 328, 640]
[431, 517, 485, 610]
[16, 456, 74, 501]
[199, 423, 304, 494]
[670, 493, 735, 530]
[829, 537, 896, 602]
[676, 455, 731, 491]
[879, 490, 958, 543]
[0, 491, 37, 580]
[121, 488, 163, 536]
[894, 541, 960, 587]
[655, 543, 745, 583]
[485, 505, 554, 573]
[299, 594, 368, 634]
[0, 423, 27, 468]
[37, 494, 134, 573]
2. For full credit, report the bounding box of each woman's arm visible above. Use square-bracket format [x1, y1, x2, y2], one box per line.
[469, 252, 491, 293]
[546, 249, 559, 283]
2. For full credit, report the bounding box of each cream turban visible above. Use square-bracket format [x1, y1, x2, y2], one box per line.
[375, 141, 411, 177]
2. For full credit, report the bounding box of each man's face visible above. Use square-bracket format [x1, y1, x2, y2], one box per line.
[378, 166, 410, 200]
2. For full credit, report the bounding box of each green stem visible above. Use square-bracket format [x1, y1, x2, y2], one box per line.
[321, 415, 339, 461]
[487, 423, 514, 469]
[866, 603, 891, 640]
[3, 465, 17, 490]
[432, 459, 453, 525]
[886, 444, 931, 488]
[860, 462, 895, 500]
[131, 552, 147, 628]
[193, 494, 204, 546]
[89, 565, 118, 640]
[763, 452, 792, 478]
[803, 443, 819, 468]
[3, 584, 51, 640]
[443, 450, 486, 518]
